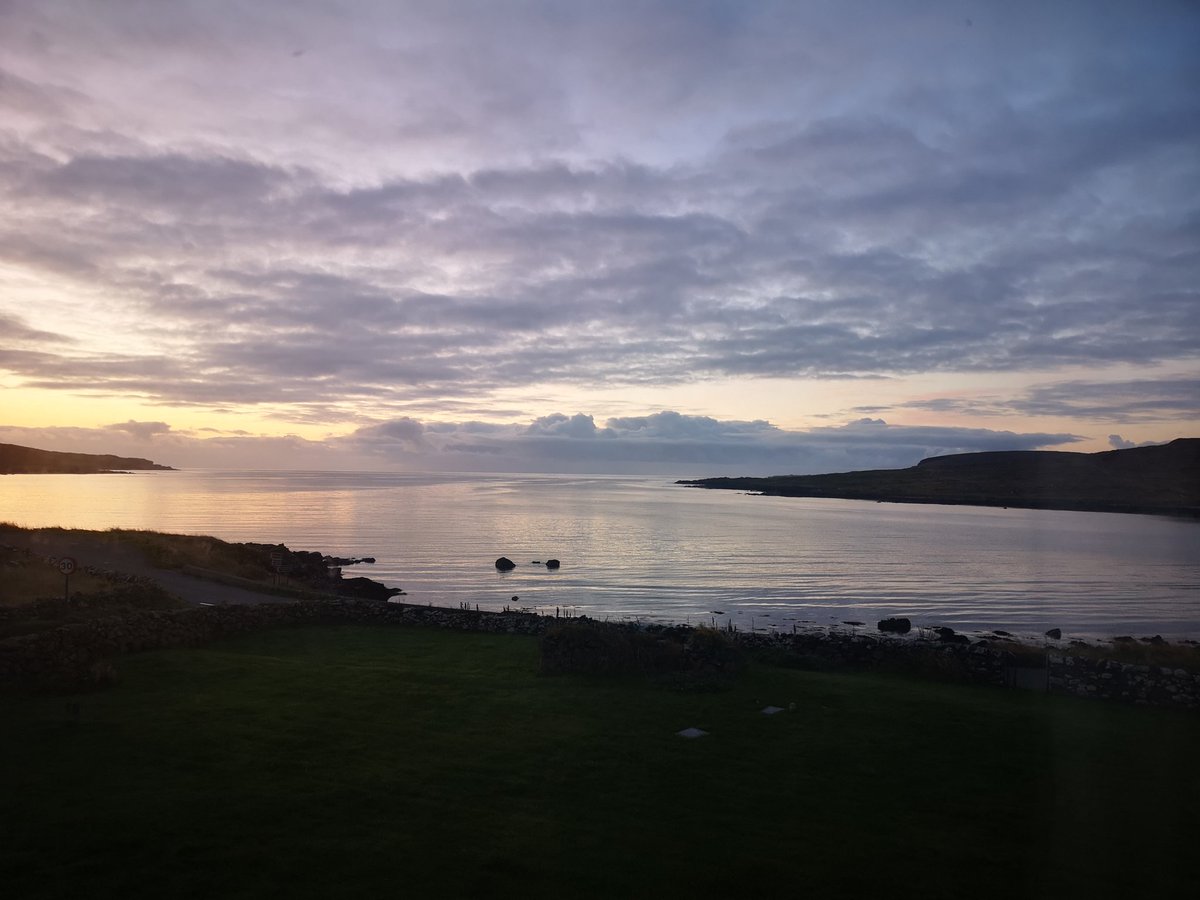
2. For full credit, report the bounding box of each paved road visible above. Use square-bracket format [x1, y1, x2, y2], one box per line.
[1, 526, 287, 606]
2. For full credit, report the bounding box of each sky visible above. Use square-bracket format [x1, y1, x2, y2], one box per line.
[1, 0, 1197, 475]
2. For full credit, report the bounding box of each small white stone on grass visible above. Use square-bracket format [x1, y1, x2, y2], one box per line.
[761, 706, 785, 715]
[676, 727, 708, 739]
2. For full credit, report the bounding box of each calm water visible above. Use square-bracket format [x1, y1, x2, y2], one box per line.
[2, 470, 1198, 639]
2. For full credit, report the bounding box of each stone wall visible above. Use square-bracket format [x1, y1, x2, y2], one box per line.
[2, 598, 1196, 712]
[0, 600, 549, 690]
[1048, 653, 1199, 710]
[731, 629, 1016, 687]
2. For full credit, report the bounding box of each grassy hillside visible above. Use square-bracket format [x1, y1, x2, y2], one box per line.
[0, 442, 174, 474]
[682, 438, 1200, 515]
[1, 625, 1196, 898]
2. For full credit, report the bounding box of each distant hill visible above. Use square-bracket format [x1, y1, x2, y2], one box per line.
[679, 439, 1200, 516]
[0, 442, 175, 475]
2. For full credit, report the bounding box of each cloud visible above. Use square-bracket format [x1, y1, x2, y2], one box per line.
[526, 413, 598, 438]
[1010, 379, 1200, 423]
[0, 312, 73, 345]
[105, 420, 172, 440]
[351, 417, 428, 451]
[339, 410, 1084, 475]
[0, 2, 1195, 434]
[891, 378, 1200, 424]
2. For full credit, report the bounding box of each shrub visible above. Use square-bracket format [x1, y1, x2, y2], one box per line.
[682, 626, 744, 675]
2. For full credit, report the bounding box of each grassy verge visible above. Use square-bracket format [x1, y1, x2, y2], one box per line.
[0, 550, 111, 606]
[1, 625, 1195, 899]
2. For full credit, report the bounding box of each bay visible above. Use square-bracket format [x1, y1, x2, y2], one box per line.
[2, 470, 1198, 640]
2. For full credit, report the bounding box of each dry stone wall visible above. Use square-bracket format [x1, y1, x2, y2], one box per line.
[2, 599, 1196, 711]
[1048, 653, 1199, 710]
[0, 600, 549, 690]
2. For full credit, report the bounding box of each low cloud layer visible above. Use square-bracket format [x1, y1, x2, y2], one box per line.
[0, 410, 1083, 476]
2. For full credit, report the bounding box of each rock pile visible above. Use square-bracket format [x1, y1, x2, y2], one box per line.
[1048, 653, 1199, 709]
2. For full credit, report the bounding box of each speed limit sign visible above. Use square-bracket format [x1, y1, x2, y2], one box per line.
[58, 557, 77, 576]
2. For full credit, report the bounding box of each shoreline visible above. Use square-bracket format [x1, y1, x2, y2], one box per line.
[3, 525, 1197, 709]
[680, 485, 1200, 520]
[4, 523, 1198, 648]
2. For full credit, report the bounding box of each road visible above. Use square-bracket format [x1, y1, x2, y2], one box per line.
[1, 526, 288, 606]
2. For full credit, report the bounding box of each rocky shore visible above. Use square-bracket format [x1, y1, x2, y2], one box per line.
[3, 525, 1196, 710]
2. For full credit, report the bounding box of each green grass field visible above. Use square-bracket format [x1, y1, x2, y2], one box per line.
[2, 625, 1196, 899]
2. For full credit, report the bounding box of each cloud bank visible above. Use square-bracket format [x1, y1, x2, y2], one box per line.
[0, 1, 1194, 428]
[0, 411, 1083, 476]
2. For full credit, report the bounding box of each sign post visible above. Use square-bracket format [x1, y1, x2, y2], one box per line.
[58, 556, 77, 602]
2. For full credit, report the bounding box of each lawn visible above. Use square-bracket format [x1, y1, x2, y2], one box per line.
[2, 625, 1196, 899]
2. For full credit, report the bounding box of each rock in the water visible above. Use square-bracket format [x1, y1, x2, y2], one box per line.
[495, 557, 516, 571]
[877, 617, 911, 634]
[545, 559, 561, 569]
[1044, 628, 1062, 640]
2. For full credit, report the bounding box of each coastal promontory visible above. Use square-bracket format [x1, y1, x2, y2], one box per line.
[679, 438, 1200, 516]
[0, 442, 175, 475]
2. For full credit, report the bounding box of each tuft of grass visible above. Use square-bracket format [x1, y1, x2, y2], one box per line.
[0, 545, 111, 606]
[0, 625, 1196, 899]
[113, 529, 275, 580]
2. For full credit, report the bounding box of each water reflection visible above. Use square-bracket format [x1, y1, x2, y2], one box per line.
[1, 470, 1197, 638]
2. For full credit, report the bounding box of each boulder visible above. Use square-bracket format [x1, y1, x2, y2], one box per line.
[545, 559, 561, 569]
[877, 617, 911, 634]
[935, 626, 969, 644]
[1044, 628, 1062, 640]
[338, 577, 402, 602]
[495, 557, 516, 571]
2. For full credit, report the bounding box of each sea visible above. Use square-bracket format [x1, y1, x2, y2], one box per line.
[2, 470, 1198, 640]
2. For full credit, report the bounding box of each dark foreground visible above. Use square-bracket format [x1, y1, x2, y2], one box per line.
[2, 626, 1195, 899]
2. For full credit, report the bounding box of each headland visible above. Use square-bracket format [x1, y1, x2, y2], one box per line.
[0, 442, 175, 475]
[679, 437, 1200, 516]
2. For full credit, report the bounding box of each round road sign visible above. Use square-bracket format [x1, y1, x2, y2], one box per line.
[58, 557, 77, 576]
